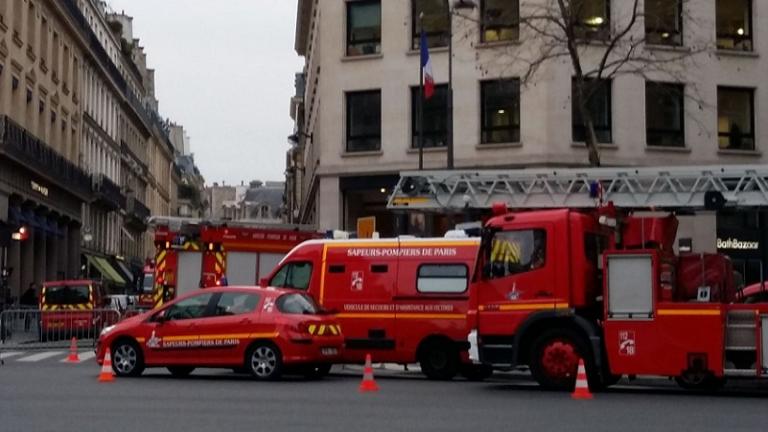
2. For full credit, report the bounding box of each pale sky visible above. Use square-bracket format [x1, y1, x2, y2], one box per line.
[108, 0, 303, 186]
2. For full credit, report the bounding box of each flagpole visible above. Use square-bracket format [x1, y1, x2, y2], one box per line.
[418, 12, 425, 171]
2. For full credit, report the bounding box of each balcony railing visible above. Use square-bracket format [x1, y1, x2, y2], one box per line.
[126, 196, 150, 226]
[0, 116, 92, 199]
[93, 174, 127, 211]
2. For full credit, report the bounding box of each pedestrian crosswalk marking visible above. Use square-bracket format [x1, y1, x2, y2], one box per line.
[60, 351, 96, 363]
[0, 351, 23, 360]
[17, 351, 66, 362]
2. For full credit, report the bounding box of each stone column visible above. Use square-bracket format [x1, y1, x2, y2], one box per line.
[33, 223, 46, 286]
[8, 235, 21, 301]
[46, 228, 57, 281]
[58, 220, 69, 279]
[68, 224, 81, 279]
[20, 226, 35, 297]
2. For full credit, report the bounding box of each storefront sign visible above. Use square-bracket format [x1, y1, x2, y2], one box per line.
[31, 181, 49, 197]
[717, 237, 760, 251]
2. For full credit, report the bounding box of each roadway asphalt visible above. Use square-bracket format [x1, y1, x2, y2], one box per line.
[1, 353, 767, 432]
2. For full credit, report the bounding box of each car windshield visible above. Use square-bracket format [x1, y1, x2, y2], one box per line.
[276, 293, 319, 315]
[44, 285, 90, 305]
[142, 273, 154, 293]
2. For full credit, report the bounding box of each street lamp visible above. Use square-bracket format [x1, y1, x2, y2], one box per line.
[447, 0, 477, 170]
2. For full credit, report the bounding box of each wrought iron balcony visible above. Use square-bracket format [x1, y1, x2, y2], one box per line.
[93, 174, 127, 211]
[126, 196, 150, 227]
[0, 116, 92, 200]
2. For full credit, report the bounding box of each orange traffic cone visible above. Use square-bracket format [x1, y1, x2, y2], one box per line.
[66, 337, 80, 363]
[359, 353, 379, 392]
[571, 358, 592, 400]
[98, 351, 115, 383]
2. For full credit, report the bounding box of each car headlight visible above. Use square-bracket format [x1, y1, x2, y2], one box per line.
[100, 325, 116, 337]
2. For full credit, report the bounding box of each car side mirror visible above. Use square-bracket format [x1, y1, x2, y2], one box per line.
[154, 310, 167, 324]
[259, 278, 269, 288]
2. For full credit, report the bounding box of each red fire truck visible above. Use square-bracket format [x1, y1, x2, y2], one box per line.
[388, 166, 768, 391]
[139, 218, 320, 310]
[262, 235, 490, 380]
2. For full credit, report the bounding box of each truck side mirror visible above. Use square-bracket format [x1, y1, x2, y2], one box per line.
[259, 278, 269, 288]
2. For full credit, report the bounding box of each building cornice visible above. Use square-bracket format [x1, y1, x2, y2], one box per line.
[295, 0, 313, 56]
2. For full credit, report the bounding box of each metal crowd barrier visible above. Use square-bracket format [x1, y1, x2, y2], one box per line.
[0, 308, 122, 350]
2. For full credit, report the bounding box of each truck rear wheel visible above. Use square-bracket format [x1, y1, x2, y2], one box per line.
[418, 340, 459, 380]
[675, 371, 725, 391]
[529, 328, 591, 390]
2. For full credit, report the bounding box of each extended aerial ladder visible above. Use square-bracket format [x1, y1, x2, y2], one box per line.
[387, 165, 768, 211]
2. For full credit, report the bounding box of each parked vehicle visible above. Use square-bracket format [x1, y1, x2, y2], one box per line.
[96, 286, 343, 380]
[39, 280, 111, 341]
[467, 204, 767, 390]
[139, 217, 320, 310]
[262, 236, 492, 380]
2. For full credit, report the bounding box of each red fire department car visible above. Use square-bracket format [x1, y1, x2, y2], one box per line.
[96, 286, 343, 380]
[262, 236, 491, 380]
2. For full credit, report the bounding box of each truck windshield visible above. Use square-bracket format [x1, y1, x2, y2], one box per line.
[270, 262, 312, 290]
[44, 285, 90, 305]
[142, 274, 155, 293]
[276, 293, 319, 315]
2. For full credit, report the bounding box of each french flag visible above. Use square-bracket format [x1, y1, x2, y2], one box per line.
[420, 31, 434, 99]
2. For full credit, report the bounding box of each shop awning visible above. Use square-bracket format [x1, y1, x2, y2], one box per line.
[111, 258, 135, 285]
[84, 254, 126, 285]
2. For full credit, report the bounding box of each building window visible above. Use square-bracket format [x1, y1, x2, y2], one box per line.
[481, 0, 519, 42]
[347, 0, 381, 56]
[572, 79, 612, 143]
[346, 90, 381, 152]
[718, 87, 755, 151]
[573, 0, 610, 40]
[645, 0, 682, 46]
[411, 84, 448, 148]
[646, 83, 684, 148]
[481, 79, 520, 144]
[412, 0, 449, 49]
[716, 0, 752, 51]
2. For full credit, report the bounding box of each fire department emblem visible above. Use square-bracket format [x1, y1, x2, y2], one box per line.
[147, 330, 162, 349]
[618, 330, 636, 356]
[351, 271, 364, 291]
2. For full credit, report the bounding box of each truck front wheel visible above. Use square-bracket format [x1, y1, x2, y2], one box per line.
[418, 340, 459, 380]
[529, 329, 591, 390]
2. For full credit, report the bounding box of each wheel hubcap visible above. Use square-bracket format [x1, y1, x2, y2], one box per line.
[251, 346, 277, 377]
[113, 345, 137, 374]
[541, 340, 579, 381]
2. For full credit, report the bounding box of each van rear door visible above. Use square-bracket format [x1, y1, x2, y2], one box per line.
[321, 242, 397, 362]
[394, 240, 477, 361]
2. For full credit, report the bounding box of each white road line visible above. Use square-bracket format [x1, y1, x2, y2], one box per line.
[0, 351, 23, 360]
[16, 351, 65, 362]
[60, 351, 96, 363]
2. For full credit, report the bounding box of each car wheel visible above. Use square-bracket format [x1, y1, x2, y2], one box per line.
[246, 342, 283, 381]
[112, 339, 145, 377]
[303, 363, 332, 380]
[418, 340, 459, 380]
[167, 366, 195, 378]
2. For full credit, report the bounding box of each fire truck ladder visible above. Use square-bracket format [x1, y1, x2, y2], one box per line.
[147, 216, 317, 232]
[387, 165, 768, 211]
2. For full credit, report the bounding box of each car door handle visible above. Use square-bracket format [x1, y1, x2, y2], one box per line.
[239, 318, 252, 324]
